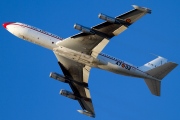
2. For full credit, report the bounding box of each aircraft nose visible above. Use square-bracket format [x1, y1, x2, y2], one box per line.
[2, 22, 14, 28]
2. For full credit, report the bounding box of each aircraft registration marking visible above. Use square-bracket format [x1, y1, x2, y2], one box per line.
[99, 53, 147, 73]
[116, 61, 131, 70]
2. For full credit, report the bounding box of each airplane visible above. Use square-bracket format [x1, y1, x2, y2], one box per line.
[3, 5, 178, 118]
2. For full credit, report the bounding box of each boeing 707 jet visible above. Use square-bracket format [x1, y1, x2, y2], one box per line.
[3, 5, 178, 118]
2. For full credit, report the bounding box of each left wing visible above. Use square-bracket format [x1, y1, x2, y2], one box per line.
[56, 5, 151, 58]
[54, 53, 95, 117]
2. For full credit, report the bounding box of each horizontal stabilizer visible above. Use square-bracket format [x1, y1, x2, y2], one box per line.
[144, 62, 178, 96]
[144, 79, 161, 96]
[146, 62, 178, 80]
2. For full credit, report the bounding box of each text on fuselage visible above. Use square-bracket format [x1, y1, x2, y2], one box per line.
[116, 61, 131, 70]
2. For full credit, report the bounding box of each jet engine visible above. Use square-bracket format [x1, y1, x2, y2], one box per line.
[98, 13, 117, 23]
[49, 72, 88, 88]
[74, 24, 94, 34]
[60, 89, 77, 100]
[49, 72, 68, 83]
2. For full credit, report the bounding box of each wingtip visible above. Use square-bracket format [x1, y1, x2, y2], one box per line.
[77, 110, 95, 118]
[132, 5, 152, 14]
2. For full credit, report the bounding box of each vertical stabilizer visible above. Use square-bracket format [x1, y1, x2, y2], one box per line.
[139, 56, 167, 71]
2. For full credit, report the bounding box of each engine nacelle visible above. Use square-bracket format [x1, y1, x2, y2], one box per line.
[50, 72, 89, 88]
[98, 13, 117, 23]
[74, 24, 94, 34]
[60, 89, 77, 100]
[49, 72, 68, 83]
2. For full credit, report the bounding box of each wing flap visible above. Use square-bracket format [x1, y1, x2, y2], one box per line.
[91, 38, 109, 58]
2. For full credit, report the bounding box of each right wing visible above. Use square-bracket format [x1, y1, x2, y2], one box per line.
[54, 52, 95, 117]
[56, 5, 151, 58]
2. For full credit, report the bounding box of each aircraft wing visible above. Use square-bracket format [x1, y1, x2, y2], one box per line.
[56, 5, 151, 58]
[54, 53, 95, 117]
[53, 5, 151, 117]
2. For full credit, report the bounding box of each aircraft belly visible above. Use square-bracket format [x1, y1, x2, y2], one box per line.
[53, 46, 104, 67]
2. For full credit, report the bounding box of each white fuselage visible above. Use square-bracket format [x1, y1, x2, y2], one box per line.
[4, 22, 157, 81]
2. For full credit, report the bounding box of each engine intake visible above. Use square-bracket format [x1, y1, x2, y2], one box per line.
[74, 24, 95, 34]
[60, 89, 77, 100]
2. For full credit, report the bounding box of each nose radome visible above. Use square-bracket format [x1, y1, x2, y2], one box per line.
[2, 22, 14, 28]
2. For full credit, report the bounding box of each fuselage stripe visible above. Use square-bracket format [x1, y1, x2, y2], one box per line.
[12, 23, 63, 41]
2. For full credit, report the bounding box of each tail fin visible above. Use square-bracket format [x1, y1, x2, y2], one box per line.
[139, 56, 168, 71]
[141, 57, 178, 96]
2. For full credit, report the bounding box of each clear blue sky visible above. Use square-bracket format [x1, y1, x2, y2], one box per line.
[1, 0, 180, 120]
